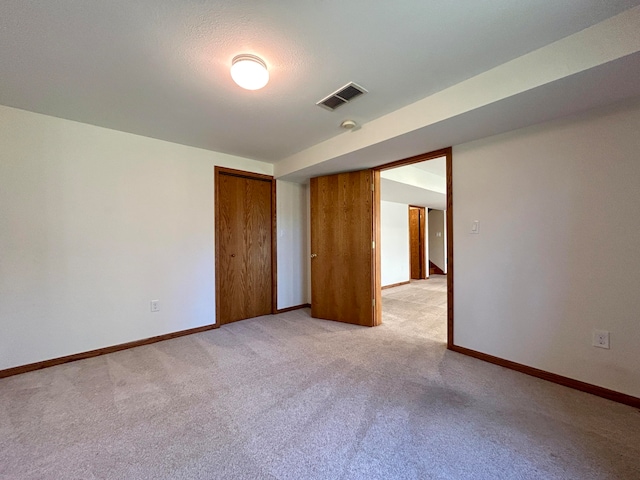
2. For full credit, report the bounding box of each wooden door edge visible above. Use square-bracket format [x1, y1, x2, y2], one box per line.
[372, 170, 382, 326]
[214, 168, 222, 326]
[271, 178, 278, 314]
[420, 207, 427, 279]
[445, 149, 454, 348]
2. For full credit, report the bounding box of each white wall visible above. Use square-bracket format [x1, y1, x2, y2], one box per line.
[276, 180, 308, 308]
[453, 99, 640, 397]
[428, 209, 446, 272]
[0, 105, 285, 370]
[381, 201, 410, 286]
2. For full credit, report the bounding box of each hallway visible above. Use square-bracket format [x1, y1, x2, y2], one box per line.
[382, 275, 447, 343]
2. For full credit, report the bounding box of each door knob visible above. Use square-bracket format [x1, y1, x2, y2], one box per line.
[310, 253, 317, 258]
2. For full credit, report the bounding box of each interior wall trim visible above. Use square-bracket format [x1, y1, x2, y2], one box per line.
[449, 344, 640, 408]
[382, 281, 411, 290]
[0, 323, 217, 379]
[276, 303, 311, 314]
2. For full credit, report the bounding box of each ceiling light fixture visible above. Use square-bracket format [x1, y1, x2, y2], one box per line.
[230, 54, 269, 90]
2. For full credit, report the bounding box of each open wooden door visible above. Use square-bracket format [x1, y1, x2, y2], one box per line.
[310, 170, 381, 326]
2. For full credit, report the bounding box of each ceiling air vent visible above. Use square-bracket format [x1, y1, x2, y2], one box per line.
[316, 82, 368, 111]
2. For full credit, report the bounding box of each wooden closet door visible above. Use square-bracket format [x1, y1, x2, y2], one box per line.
[217, 172, 272, 325]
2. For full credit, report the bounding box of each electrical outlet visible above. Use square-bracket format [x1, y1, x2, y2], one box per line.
[592, 330, 610, 349]
[150, 300, 160, 312]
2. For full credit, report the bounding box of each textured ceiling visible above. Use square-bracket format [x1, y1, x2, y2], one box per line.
[1, 1, 639, 162]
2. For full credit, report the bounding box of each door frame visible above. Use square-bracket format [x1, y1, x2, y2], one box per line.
[372, 147, 453, 348]
[214, 166, 277, 327]
[408, 205, 427, 279]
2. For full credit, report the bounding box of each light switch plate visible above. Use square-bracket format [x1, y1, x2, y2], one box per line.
[471, 221, 480, 234]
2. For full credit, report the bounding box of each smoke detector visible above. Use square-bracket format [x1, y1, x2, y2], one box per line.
[340, 120, 358, 130]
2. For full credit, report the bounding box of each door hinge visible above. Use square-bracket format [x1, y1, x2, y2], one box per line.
[371, 182, 374, 192]
[372, 298, 376, 307]
[372, 241, 375, 249]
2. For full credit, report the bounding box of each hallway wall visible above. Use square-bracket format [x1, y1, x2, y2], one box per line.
[381, 201, 410, 286]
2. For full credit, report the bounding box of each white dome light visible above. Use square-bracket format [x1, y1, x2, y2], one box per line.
[230, 54, 269, 90]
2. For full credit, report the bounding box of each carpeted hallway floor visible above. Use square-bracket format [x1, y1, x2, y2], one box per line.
[1, 276, 639, 479]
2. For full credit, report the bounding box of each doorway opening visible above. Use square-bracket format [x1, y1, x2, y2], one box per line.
[374, 148, 453, 347]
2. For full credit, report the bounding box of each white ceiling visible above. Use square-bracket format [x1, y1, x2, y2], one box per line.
[380, 158, 446, 209]
[412, 157, 446, 178]
[1, 1, 639, 164]
[381, 179, 446, 211]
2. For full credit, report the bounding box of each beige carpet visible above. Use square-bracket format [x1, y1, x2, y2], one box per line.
[1, 276, 639, 479]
